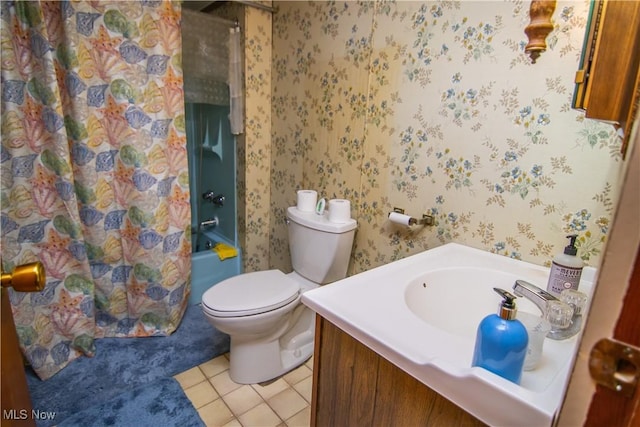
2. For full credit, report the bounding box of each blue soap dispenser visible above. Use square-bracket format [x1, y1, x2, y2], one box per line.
[472, 287, 528, 385]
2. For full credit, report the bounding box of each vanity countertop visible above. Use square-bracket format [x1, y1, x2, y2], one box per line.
[301, 243, 595, 427]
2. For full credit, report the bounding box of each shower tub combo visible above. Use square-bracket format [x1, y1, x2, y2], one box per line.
[182, 10, 244, 306]
[185, 102, 242, 305]
[190, 229, 242, 305]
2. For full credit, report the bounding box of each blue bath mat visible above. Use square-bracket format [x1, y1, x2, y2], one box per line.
[26, 304, 229, 427]
[58, 378, 205, 427]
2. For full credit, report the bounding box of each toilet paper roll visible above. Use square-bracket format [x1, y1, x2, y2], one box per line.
[328, 199, 351, 223]
[388, 211, 412, 226]
[297, 190, 317, 212]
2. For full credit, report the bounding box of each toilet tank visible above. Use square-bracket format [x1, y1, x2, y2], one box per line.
[286, 206, 357, 284]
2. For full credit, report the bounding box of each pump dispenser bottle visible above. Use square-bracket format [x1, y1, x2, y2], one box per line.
[546, 234, 583, 296]
[472, 288, 528, 385]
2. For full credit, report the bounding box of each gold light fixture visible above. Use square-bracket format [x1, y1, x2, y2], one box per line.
[524, 0, 557, 64]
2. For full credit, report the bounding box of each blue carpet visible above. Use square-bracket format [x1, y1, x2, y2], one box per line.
[58, 378, 205, 427]
[26, 304, 229, 427]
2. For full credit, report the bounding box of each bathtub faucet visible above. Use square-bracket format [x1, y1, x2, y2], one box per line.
[200, 217, 219, 229]
[202, 190, 225, 206]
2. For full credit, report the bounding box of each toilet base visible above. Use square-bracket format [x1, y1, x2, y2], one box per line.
[229, 335, 313, 384]
[228, 311, 315, 384]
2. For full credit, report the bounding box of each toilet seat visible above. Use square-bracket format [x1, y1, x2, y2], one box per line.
[202, 270, 300, 317]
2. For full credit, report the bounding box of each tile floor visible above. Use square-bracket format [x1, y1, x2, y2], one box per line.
[174, 354, 313, 427]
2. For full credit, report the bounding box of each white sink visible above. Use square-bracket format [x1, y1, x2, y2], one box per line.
[405, 267, 544, 340]
[301, 243, 595, 427]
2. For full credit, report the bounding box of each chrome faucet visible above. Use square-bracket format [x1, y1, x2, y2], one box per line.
[512, 279, 558, 316]
[200, 217, 219, 229]
[512, 280, 580, 340]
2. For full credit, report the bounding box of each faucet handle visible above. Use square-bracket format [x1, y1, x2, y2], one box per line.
[545, 300, 574, 330]
[212, 194, 225, 206]
[559, 289, 588, 316]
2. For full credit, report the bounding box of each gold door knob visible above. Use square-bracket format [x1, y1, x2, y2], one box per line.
[1, 262, 46, 292]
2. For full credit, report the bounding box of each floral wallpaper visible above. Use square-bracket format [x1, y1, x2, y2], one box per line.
[242, 5, 273, 272]
[267, 0, 624, 276]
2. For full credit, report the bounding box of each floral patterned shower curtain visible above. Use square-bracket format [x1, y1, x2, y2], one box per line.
[0, 0, 191, 379]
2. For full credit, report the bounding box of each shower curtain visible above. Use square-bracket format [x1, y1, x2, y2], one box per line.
[229, 25, 243, 135]
[0, 0, 191, 379]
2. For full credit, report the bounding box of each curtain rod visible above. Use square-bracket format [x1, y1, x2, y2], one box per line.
[183, 8, 237, 27]
[233, 1, 277, 14]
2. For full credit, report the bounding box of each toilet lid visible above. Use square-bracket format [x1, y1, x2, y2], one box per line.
[202, 270, 300, 317]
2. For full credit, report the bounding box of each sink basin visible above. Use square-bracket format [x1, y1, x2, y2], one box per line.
[405, 267, 542, 339]
[301, 243, 595, 427]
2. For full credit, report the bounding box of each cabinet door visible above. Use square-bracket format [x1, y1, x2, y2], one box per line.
[311, 316, 378, 427]
[373, 356, 483, 426]
[311, 316, 485, 427]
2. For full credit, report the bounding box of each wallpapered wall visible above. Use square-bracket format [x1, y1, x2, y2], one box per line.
[242, 5, 273, 272]
[209, 2, 274, 272]
[267, 0, 624, 276]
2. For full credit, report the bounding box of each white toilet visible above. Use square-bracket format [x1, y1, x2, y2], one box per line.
[201, 205, 357, 384]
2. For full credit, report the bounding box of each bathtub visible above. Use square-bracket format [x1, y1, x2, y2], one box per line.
[189, 229, 242, 305]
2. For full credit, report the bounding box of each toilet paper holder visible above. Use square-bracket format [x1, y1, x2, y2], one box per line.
[389, 207, 434, 226]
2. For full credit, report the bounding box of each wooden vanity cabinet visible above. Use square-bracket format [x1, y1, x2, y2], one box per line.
[572, 0, 640, 157]
[310, 315, 485, 427]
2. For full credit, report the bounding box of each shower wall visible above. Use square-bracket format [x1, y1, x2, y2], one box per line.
[182, 8, 239, 248]
[185, 103, 237, 245]
[181, 7, 244, 303]
[182, 2, 274, 273]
